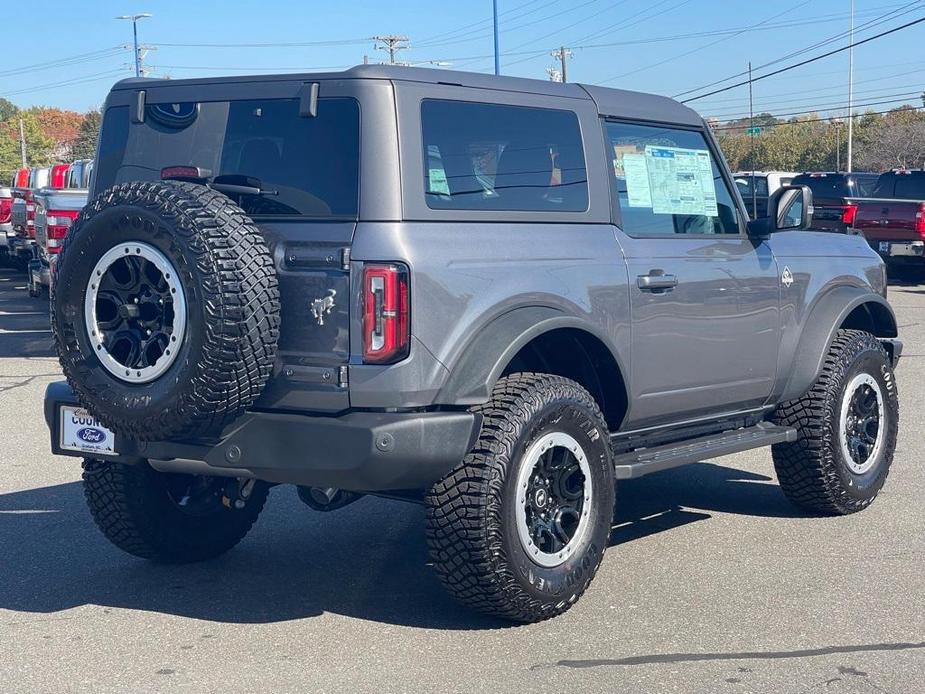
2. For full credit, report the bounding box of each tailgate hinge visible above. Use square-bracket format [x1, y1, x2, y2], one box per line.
[338, 365, 349, 389]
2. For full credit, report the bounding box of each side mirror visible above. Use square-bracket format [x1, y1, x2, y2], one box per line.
[747, 184, 814, 236]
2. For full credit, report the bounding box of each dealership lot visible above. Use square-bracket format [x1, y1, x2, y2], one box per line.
[0, 266, 922, 694]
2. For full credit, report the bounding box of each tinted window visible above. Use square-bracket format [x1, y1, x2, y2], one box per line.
[892, 173, 925, 200]
[94, 98, 359, 217]
[606, 122, 739, 236]
[421, 100, 588, 212]
[792, 173, 876, 200]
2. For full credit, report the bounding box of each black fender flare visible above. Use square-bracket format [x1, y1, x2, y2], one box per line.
[436, 306, 628, 406]
[780, 288, 897, 401]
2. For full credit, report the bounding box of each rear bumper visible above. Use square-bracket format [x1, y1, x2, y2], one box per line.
[44, 381, 481, 491]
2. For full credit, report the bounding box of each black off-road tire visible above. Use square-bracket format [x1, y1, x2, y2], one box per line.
[52, 181, 280, 441]
[772, 329, 898, 515]
[425, 373, 615, 623]
[82, 460, 269, 563]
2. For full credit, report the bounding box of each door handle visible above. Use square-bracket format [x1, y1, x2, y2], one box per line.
[637, 273, 678, 291]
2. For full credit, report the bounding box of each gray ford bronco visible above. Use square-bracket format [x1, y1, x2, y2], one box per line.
[45, 65, 901, 623]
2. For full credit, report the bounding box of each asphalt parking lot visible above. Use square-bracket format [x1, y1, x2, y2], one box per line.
[0, 265, 922, 694]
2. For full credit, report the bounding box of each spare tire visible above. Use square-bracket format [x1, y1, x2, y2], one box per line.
[52, 180, 280, 441]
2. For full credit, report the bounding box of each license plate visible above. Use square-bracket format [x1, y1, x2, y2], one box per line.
[879, 241, 890, 253]
[59, 406, 117, 457]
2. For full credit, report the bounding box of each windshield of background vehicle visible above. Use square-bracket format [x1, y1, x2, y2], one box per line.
[94, 97, 359, 218]
[792, 174, 877, 200]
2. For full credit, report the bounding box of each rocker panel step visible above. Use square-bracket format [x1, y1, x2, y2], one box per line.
[611, 422, 797, 480]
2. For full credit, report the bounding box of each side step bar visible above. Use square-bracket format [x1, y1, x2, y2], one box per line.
[611, 421, 797, 480]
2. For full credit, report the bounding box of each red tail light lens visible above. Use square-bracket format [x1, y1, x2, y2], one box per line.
[841, 204, 858, 227]
[49, 164, 69, 189]
[916, 203, 925, 241]
[45, 210, 79, 254]
[0, 198, 11, 224]
[362, 263, 410, 364]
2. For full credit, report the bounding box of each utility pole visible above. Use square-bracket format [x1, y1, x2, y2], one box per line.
[18, 117, 26, 168]
[831, 117, 844, 170]
[115, 13, 152, 78]
[493, 0, 501, 75]
[847, 0, 855, 172]
[550, 47, 572, 83]
[372, 35, 410, 65]
[748, 61, 757, 219]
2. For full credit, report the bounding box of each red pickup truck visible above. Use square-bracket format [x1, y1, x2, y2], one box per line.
[850, 169, 925, 277]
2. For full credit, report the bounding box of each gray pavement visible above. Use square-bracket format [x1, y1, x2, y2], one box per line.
[0, 266, 922, 693]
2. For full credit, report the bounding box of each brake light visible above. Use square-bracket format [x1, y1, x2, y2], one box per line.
[45, 209, 78, 254]
[916, 203, 925, 241]
[841, 204, 858, 227]
[0, 198, 11, 224]
[49, 164, 68, 189]
[362, 263, 410, 364]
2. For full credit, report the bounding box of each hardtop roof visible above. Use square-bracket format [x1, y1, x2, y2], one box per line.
[111, 64, 704, 127]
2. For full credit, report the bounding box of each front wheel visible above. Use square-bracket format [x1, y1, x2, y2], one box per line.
[425, 373, 615, 623]
[82, 460, 268, 562]
[772, 329, 899, 515]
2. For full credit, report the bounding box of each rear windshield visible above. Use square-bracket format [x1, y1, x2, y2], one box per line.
[95, 97, 359, 218]
[874, 172, 925, 200]
[734, 175, 768, 198]
[792, 173, 877, 199]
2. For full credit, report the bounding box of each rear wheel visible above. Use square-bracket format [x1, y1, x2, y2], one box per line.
[82, 460, 268, 563]
[772, 330, 898, 515]
[426, 373, 615, 623]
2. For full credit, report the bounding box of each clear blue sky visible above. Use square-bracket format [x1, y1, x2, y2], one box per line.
[3, 0, 923, 122]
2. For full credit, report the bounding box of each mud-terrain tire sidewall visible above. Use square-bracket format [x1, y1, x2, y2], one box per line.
[501, 392, 613, 605]
[82, 460, 269, 563]
[773, 330, 898, 514]
[426, 374, 615, 623]
[52, 181, 280, 440]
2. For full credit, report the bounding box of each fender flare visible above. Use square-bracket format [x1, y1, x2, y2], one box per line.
[436, 306, 628, 405]
[780, 288, 897, 401]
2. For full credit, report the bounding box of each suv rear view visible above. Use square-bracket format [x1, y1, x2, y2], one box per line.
[792, 171, 879, 232]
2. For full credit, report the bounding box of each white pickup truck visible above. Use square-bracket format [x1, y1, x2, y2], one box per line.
[29, 187, 87, 297]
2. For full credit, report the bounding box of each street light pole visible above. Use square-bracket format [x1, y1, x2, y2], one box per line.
[493, 0, 500, 75]
[116, 13, 152, 78]
[846, 0, 855, 172]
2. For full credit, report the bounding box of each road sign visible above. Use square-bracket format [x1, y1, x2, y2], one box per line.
[746, 126, 763, 135]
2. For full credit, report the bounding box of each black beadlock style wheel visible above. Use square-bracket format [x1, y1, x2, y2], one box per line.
[52, 181, 280, 441]
[772, 329, 899, 515]
[425, 373, 615, 623]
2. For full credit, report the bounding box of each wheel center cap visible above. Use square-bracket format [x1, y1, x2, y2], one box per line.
[533, 488, 548, 509]
[118, 303, 140, 320]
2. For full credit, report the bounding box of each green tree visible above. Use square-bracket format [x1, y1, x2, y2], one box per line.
[70, 109, 101, 161]
[0, 111, 56, 175]
[0, 98, 18, 123]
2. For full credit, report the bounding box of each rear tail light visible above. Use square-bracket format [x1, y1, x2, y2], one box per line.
[45, 210, 78, 254]
[840, 204, 858, 227]
[49, 164, 68, 188]
[916, 203, 925, 241]
[362, 263, 410, 364]
[0, 198, 11, 224]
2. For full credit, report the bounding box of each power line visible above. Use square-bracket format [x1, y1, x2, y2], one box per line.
[148, 37, 371, 48]
[711, 105, 922, 132]
[675, 0, 924, 98]
[415, 0, 561, 48]
[709, 91, 924, 121]
[0, 46, 127, 78]
[414, 0, 549, 46]
[680, 14, 925, 103]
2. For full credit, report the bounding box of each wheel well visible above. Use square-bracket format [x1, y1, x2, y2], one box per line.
[839, 302, 898, 338]
[500, 328, 628, 430]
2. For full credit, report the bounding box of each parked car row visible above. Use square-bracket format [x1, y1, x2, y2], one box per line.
[2, 160, 92, 295]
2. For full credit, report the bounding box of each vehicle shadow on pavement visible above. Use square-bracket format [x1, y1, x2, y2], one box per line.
[611, 462, 803, 546]
[0, 269, 54, 358]
[0, 461, 801, 630]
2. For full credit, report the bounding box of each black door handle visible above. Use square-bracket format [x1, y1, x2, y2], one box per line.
[637, 273, 678, 291]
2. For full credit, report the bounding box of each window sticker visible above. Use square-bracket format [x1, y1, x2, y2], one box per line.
[644, 146, 719, 217]
[621, 153, 652, 208]
[428, 167, 450, 195]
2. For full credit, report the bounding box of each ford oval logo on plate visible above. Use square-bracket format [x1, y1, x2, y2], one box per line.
[77, 427, 107, 444]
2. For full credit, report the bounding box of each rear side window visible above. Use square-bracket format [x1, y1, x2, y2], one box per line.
[606, 121, 739, 236]
[734, 175, 768, 198]
[892, 173, 925, 200]
[94, 98, 359, 217]
[421, 99, 588, 212]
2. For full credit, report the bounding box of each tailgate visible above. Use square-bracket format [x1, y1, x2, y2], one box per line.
[853, 199, 921, 243]
[252, 220, 355, 413]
